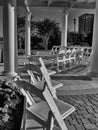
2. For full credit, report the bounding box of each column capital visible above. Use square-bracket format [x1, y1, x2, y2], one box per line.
[26, 12, 32, 21]
[3, 0, 16, 6]
[62, 9, 68, 15]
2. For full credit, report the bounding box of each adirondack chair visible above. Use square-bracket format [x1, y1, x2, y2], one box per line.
[14, 77, 75, 130]
[75, 47, 92, 65]
[65, 48, 77, 68]
[39, 57, 75, 128]
[56, 48, 67, 72]
[50, 46, 61, 55]
[51, 47, 77, 72]
[82, 47, 92, 64]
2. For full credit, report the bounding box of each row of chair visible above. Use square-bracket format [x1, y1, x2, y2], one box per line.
[51, 46, 92, 71]
[29, 46, 92, 72]
[14, 57, 75, 130]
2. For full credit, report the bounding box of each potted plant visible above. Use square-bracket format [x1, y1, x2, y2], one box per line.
[0, 79, 24, 130]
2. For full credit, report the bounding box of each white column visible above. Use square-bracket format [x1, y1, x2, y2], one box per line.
[88, 0, 98, 76]
[61, 11, 68, 47]
[25, 13, 31, 56]
[3, 0, 17, 76]
[14, 0, 18, 73]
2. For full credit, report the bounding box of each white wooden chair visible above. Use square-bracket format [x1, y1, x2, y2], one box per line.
[50, 46, 61, 55]
[14, 77, 53, 130]
[50, 47, 76, 72]
[39, 58, 75, 129]
[27, 56, 56, 75]
[14, 76, 75, 130]
[43, 84, 75, 130]
[24, 62, 63, 91]
[75, 47, 92, 65]
[16, 78, 75, 130]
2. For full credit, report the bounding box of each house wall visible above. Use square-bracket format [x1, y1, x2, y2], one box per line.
[31, 7, 95, 32]
[68, 8, 95, 32]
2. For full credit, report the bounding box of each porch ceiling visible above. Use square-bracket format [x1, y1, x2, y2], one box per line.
[0, 0, 96, 9]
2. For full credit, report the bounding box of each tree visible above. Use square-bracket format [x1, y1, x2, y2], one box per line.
[31, 18, 61, 50]
[17, 15, 25, 49]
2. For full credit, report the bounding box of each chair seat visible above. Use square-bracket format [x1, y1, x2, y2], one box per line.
[27, 101, 50, 122]
[25, 119, 44, 129]
[15, 80, 44, 100]
[54, 98, 75, 119]
[51, 79, 63, 89]
[47, 69, 56, 76]
[32, 80, 45, 91]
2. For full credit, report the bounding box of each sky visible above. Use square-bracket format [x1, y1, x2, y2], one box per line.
[0, 6, 95, 37]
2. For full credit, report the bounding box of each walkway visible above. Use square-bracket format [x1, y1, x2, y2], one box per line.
[52, 64, 98, 130]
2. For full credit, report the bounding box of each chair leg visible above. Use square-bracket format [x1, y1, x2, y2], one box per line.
[21, 97, 27, 130]
[47, 111, 55, 130]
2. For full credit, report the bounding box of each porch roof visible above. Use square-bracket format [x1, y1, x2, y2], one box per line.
[0, 0, 96, 9]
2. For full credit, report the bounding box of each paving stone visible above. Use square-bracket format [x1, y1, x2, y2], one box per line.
[95, 118, 98, 123]
[80, 110, 89, 115]
[71, 119, 78, 125]
[94, 109, 98, 113]
[76, 118, 83, 125]
[89, 117, 96, 124]
[68, 125, 76, 130]
[87, 108, 94, 114]
[94, 113, 98, 118]
[81, 118, 90, 124]
[82, 114, 92, 119]
[92, 105, 98, 110]
[75, 124, 85, 130]
[58, 92, 98, 130]
[84, 123, 97, 130]
[95, 122, 98, 127]
[86, 102, 93, 106]
[64, 120, 70, 127]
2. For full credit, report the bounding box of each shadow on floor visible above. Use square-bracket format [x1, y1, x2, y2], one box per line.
[51, 75, 92, 81]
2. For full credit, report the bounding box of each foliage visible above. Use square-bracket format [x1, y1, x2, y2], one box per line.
[31, 18, 61, 50]
[17, 15, 25, 33]
[48, 30, 61, 49]
[0, 37, 3, 42]
[67, 32, 88, 46]
[17, 15, 61, 50]
[0, 79, 24, 130]
[17, 15, 25, 50]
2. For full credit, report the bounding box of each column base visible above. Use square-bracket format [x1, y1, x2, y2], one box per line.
[86, 71, 98, 77]
[2, 71, 17, 77]
[25, 53, 31, 57]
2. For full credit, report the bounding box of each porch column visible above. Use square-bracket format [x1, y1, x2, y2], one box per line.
[88, 0, 98, 76]
[15, 0, 18, 73]
[3, 0, 17, 76]
[25, 13, 31, 56]
[61, 10, 68, 47]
